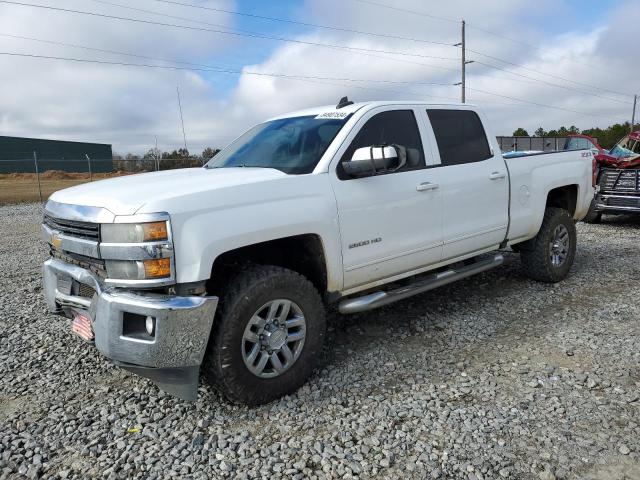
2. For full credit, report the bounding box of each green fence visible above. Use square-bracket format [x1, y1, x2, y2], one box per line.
[0, 136, 113, 173]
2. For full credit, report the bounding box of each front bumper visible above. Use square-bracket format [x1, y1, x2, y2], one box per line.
[43, 258, 218, 400]
[595, 194, 640, 214]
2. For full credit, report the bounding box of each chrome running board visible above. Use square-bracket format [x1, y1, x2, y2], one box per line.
[338, 254, 504, 314]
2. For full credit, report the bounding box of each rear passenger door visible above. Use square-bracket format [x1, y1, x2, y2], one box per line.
[426, 109, 509, 260]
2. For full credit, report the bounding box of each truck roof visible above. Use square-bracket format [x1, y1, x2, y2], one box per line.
[267, 100, 477, 121]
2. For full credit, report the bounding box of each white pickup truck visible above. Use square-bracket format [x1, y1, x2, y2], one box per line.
[42, 98, 594, 404]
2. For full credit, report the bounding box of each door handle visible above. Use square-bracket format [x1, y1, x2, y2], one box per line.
[417, 182, 439, 192]
[489, 171, 506, 180]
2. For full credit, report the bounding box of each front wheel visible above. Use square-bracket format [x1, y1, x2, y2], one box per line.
[203, 265, 326, 405]
[520, 207, 577, 283]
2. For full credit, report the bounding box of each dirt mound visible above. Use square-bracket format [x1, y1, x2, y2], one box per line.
[0, 170, 133, 181]
[40, 170, 87, 180]
[6, 172, 34, 179]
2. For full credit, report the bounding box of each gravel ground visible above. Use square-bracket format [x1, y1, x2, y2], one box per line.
[1, 203, 639, 480]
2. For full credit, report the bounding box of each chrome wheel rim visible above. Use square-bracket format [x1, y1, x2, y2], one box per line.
[241, 299, 306, 378]
[549, 224, 570, 267]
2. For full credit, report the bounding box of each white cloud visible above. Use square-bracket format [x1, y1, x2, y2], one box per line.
[231, 0, 638, 138]
[0, 0, 238, 154]
[0, 0, 637, 155]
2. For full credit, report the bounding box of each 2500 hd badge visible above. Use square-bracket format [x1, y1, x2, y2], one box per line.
[349, 237, 382, 249]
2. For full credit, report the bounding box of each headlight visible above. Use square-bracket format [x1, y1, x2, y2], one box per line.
[101, 221, 168, 243]
[105, 258, 171, 280]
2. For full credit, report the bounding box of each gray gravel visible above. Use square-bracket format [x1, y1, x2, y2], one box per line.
[1, 203, 640, 480]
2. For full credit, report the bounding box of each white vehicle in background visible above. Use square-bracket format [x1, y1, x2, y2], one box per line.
[42, 97, 594, 405]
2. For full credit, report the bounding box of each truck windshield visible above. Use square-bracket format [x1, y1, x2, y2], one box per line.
[205, 114, 350, 174]
[609, 137, 640, 159]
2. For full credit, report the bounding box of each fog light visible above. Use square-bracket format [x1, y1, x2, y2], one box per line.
[145, 316, 155, 336]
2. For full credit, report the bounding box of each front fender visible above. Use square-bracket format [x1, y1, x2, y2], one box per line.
[164, 174, 343, 291]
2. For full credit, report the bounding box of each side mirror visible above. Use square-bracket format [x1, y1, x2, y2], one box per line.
[342, 145, 402, 178]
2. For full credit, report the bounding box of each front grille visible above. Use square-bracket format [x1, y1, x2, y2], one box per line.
[599, 168, 640, 194]
[51, 249, 106, 278]
[77, 283, 97, 299]
[44, 214, 101, 241]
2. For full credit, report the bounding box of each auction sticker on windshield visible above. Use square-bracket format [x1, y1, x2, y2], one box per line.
[315, 111, 350, 119]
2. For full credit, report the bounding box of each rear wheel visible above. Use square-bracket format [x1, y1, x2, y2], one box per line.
[204, 265, 325, 405]
[520, 207, 577, 283]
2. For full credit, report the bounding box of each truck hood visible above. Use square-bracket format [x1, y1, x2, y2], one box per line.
[49, 167, 288, 216]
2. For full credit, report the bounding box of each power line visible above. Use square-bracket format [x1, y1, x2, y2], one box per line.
[0, 49, 626, 122]
[0, 50, 454, 88]
[144, 0, 628, 104]
[146, 0, 456, 47]
[351, 0, 458, 24]
[465, 86, 618, 120]
[0, 2, 631, 123]
[14, 29, 600, 101]
[0, 1, 459, 62]
[351, 0, 633, 99]
[465, 23, 607, 73]
[0, 31, 461, 83]
[98, 0, 462, 79]
[12, 0, 629, 106]
[88, 0, 470, 77]
[468, 59, 631, 105]
[0, 50, 466, 103]
[466, 48, 633, 98]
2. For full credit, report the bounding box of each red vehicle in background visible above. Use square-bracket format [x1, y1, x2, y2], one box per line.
[568, 132, 640, 222]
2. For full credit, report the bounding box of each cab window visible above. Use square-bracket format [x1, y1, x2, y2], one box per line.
[427, 109, 492, 166]
[340, 110, 426, 174]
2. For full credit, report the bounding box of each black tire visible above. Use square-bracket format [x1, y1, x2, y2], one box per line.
[203, 265, 325, 405]
[582, 198, 602, 224]
[520, 207, 577, 283]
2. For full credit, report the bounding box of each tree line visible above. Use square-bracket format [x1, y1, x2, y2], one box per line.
[113, 147, 221, 172]
[511, 122, 638, 149]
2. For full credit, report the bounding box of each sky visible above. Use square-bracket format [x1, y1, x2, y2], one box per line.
[0, 0, 637, 155]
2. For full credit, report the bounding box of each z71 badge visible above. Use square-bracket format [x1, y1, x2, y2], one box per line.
[348, 237, 382, 249]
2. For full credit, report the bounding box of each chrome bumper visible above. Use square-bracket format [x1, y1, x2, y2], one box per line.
[595, 194, 640, 213]
[43, 258, 218, 399]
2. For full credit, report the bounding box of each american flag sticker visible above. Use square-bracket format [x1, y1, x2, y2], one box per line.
[72, 312, 94, 342]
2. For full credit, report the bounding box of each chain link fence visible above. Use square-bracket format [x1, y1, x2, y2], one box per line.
[496, 136, 571, 152]
[112, 156, 207, 172]
[0, 151, 213, 205]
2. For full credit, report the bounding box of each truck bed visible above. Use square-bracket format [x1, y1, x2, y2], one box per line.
[504, 150, 593, 243]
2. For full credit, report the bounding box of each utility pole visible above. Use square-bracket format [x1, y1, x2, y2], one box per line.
[33, 151, 43, 204]
[454, 20, 473, 103]
[85, 154, 92, 182]
[461, 20, 466, 103]
[154, 135, 160, 171]
[176, 84, 188, 154]
[632, 94, 637, 132]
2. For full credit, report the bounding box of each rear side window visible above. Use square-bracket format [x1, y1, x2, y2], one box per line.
[427, 109, 492, 166]
[341, 110, 426, 170]
[565, 137, 593, 151]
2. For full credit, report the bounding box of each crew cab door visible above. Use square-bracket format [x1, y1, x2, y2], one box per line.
[329, 107, 443, 290]
[425, 109, 509, 260]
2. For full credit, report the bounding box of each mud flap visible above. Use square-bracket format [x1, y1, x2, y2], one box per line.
[120, 364, 200, 401]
